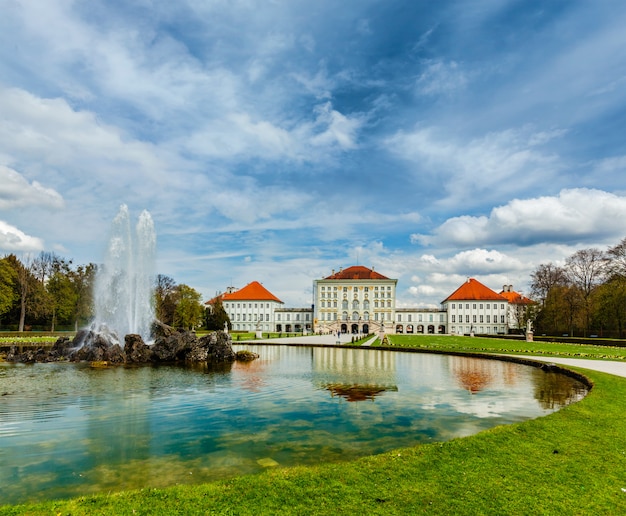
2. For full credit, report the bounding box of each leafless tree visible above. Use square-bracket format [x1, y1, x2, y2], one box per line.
[530, 263, 568, 307]
[565, 248, 606, 336]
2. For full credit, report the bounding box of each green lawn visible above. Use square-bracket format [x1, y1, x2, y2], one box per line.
[386, 333, 626, 360]
[2, 336, 626, 514]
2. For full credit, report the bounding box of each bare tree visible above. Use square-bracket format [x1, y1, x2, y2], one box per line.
[154, 274, 177, 325]
[606, 237, 626, 278]
[565, 248, 606, 336]
[530, 263, 568, 307]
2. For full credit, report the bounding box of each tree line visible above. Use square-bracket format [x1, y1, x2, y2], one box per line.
[530, 237, 626, 338]
[0, 253, 229, 333]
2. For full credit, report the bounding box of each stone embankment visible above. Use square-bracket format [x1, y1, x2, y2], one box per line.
[4, 321, 258, 365]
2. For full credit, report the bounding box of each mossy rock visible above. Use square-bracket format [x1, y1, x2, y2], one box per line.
[235, 350, 260, 362]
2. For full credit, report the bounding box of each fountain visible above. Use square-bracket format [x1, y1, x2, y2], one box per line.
[6, 205, 248, 365]
[92, 204, 156, 345]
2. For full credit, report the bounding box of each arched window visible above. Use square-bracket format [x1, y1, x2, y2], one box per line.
[352, 311, 359, 321]
[363, 311, 369, 321]
[363, 300, 370, 310]
[342, 311, 348, 321]
[352, 299, 359, 309]
[342, 300, 348, 310]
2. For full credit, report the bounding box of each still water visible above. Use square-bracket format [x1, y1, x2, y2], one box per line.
[0, 345, 587, 504]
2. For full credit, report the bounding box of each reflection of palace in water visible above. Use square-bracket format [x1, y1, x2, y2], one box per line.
[448, 356, 520, 394]
[312, 347, 398, 402]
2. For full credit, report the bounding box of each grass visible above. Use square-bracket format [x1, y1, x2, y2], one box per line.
[2, 336, 626, 514]
[386, 333, 626, 360]
[0, 336, 60, 344]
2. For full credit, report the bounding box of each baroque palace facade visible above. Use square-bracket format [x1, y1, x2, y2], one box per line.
[210, 265, 532, 335]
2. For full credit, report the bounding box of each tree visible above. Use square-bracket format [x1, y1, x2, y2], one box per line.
[205, 296, 231, 331]
[172, 284, 204, 330]
[0, 257, 18, 319]
[154, 274, 177, 325]
[530, 263, 568, 307]
[530, 263, 569, 335]
[47, 269, 76, 331]
[594, 277, 626, 338]
[598, 237, 626, 338]
[69, 264, 96, 331]
[606, 237, 626, 278]
[565, 248, 606, 336]
[3, 254, 40, 331]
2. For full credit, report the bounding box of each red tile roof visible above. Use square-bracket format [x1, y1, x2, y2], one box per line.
[499, 289, 533, 305]
[207, 281, 283, 304]
[443, 278, 508, 303]
[324, 265, 390, 280]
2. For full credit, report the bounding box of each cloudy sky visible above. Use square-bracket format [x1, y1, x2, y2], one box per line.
[1, 0, 626, 308]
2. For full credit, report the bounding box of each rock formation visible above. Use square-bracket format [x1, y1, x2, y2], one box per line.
[5, 321, 257, 366]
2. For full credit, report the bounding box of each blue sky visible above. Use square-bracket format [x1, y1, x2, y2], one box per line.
[1, 0, 626, 307]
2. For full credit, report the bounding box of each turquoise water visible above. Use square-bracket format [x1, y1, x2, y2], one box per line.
[0, 346, 587, 505]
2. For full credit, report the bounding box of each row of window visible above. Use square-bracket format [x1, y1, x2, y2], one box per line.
[320, 286, 392, 291]
[319, 300, 393, 309]
[397, 313, 444, 322]
[450, 303, 505, 310]
[318, 312, 392, 321]
[225, 302, 272, 310]
[230, 313, 271, 322]
[450, 326, 504, 334]
[451, 315, 505, 324]
[319, 292, 392, 300]
[229, 313, 311, 322]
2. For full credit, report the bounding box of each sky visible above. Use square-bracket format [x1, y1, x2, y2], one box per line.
[1, 0, 626, 308]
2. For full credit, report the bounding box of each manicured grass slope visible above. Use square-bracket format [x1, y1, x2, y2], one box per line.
[2, 339, 626, 514]
[389, 334, 626, 360]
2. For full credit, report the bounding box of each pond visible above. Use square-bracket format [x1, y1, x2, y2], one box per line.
[0, 345, 587, 505]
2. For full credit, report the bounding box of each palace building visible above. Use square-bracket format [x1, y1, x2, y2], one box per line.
[312, 265, 397, 335]
[210, 266, 532, 335]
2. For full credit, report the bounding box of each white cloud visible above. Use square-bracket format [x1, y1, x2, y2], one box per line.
[414, 188, 626, 247]
[592, 154, 626, 175]
[0, 87, 168, 183]
[308, 102, 365, 150]
[447, 249, 524, 274]
[0, 165, 64, 210]
[386, 125, 563, 207]
[416, 59, 468, 96]
[0, 221, 44, 252]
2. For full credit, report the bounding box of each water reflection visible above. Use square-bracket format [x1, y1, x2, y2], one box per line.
[532, 370, 587, 409]
[324, 383, 398, 402]
[0, 347, 587, 505]
[448, 356, 519, 394]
